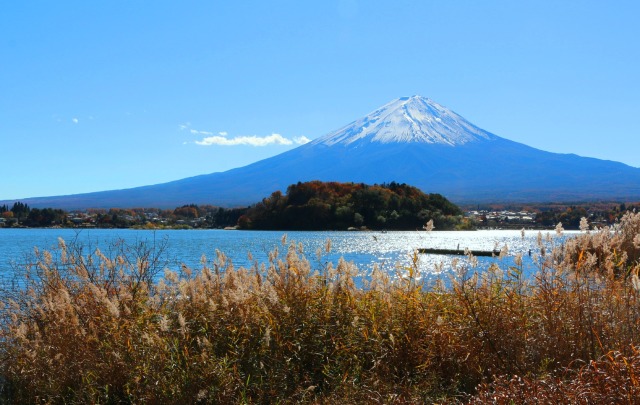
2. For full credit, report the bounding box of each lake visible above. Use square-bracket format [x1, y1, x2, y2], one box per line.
[0, 228, 577, 282]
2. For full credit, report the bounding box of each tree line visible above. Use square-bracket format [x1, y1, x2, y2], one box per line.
[0, 203, 245, 229]
[533, 203, 640, 229]
[1, 203, 67, 228]
[4, 185, 636, 230]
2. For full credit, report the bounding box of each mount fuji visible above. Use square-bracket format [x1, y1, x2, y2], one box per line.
[9, 96, 640, 209]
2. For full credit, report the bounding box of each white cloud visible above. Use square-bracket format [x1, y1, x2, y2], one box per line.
[184, 123, 311, 147]
[190, 129, 214, 136]
[72, 118, 79, 124]
[195, 133, 296, 147]
[293, 136, 311, 145]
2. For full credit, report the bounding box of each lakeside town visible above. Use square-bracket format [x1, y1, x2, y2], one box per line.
[0, 201, 629, 230]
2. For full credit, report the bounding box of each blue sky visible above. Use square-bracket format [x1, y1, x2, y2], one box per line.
[2, 1, 639, 201]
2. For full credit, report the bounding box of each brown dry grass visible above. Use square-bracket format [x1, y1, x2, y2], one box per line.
[1, 212, 640, 403]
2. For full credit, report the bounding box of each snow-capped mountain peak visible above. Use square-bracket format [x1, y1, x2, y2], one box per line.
[312, 95, 498, 146]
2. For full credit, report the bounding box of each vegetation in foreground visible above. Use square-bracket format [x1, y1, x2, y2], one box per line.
[1, 212, 640, 403]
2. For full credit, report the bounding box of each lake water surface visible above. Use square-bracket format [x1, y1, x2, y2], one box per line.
[0, 228, 577, 282]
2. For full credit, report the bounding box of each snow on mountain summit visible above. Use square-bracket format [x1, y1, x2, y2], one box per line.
[313, 95, 498, 147]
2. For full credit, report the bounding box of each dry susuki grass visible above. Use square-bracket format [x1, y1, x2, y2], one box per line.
[1, 212, 640, 403]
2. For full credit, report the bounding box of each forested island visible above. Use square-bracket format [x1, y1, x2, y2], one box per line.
[237, 181, 468, 230]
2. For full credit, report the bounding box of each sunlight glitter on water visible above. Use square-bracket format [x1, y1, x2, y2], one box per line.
[314, 229, 575, 280]
[0, 229, 578, 282]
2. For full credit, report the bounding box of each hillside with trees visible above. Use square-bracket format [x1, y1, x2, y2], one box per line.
[237, 181, 467, 231]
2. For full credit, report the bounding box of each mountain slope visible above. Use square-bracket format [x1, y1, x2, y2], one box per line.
[6, 96, 640, 209]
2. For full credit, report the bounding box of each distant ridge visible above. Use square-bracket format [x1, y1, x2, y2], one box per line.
[4, 95, 640, 209]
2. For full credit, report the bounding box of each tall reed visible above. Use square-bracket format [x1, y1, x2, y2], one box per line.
[1, 212, 639, 403]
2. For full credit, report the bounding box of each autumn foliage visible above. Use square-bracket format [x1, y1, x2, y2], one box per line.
[238, 180, 466, 230]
